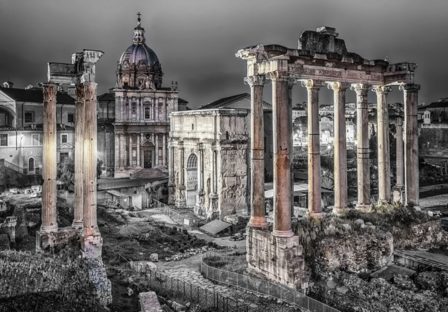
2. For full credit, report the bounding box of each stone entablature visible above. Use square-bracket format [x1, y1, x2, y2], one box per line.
[170, 109, 250, 219]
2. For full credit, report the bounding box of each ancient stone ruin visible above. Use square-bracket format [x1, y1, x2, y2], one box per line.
[236, 26, 420, 290]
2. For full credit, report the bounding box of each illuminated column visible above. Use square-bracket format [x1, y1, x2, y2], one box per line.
[73, 84, 85, 229]
[244, 74, 268, 230]
[328, 82, 349, 214]
[373, 85, 392, 203]
[40, 83, 58, 233]
[81, 82, 102, 258]
[352, 83, 371, 211]
[400, 83, 421, 207]
[303, 79, 324, 218]
[269, 71, 293, 237]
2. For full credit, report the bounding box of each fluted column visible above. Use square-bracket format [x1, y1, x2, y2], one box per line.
[269, 71, 293, 237]
[303, 79, 324, 218]
[196, 143, 205, 210]
[400, 83, 421, 207]
[288, 78, 297, 218]
[329, 82, 349, 214]
[41, 83, 58, 233]
[395, 118, 404, 188]
[168, 143, 175, 205]
[176, 142, 186, 207]
[73, 84, 85, 229]
[373, 85, 392, 203]
[128, 135, 133, 168]
[119, 134, 125, 170]
[162, 134, 166, 166]
[137, 134, 141, 168]
[352, 83, 371, 211]
[244, 74, 268, 229]
[114, 134, 120, 174]
[155, 134, 159, 167]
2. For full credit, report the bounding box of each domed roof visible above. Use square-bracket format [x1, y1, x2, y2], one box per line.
[119, 43, 159, 66]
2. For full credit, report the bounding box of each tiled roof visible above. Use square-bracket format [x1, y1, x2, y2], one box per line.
[419, 99, 448, 110]
[98, 92, 115, 101]
[0, 87, 75, 104]
[199, 93, 271, 110]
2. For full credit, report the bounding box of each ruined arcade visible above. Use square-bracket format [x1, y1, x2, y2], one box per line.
[237, 26, 420, 289]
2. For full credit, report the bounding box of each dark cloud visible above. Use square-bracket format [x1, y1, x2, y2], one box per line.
[0, 0, 447, 108]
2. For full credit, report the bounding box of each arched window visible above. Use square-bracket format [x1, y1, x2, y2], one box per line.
[187, 154, 197, 168]
[29, 158, 35, 171]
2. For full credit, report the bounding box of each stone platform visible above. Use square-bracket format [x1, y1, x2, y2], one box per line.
[36, 226, 79, 251]
[246, 227, 308, 290]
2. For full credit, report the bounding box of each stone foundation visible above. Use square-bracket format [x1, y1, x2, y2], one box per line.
[36, 226, 79, 251]
[85, 257, 113, 307]
[81, 233, 103, 259]
[246, 227, 308, 290]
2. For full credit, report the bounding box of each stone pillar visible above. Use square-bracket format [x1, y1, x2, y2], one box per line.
[352, 83, 371, 211]
[119, 134, 124, 170]
[155, 134, 159, 167]
[269, 72, 293, 238]
[162, 134, 166, 166]
[128, 135, 133, 168]
[303, 79, 324, 218]
[81, 82, 102, 258]
[40, 83, 58, 233]
[114, 134, 120, 174]
[196, 143, 205, 211]
[244, 75, 268, 230]
[393, 118, 404, 203]
[156, 100, 159, 121]
[328, 82, 349, 214]
[168, 143, 175, 205]
[73, 84, 85, 229]
[176, 142, 186, 208]
[288, 78, 297, 219]
[137, 134, 141, 168]
[373, 86, 392, 204]
[400, 83, 421, 207]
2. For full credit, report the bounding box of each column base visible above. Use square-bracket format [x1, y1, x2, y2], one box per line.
[308, 211, 325, 218]
[272, 229, 294, 238]
[355, 204, 371, 212]
[246, 227, 308, 290]
[72, 220, 83, 230]
[36, 226, 79, 252]
[81, 233, 103, 259]
[248, 216, 269, 230]
[40, 224, 58, 233]
[332, 206, 348, 216]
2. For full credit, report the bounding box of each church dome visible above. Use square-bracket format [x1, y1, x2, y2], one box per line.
[119, 43, 159, 66]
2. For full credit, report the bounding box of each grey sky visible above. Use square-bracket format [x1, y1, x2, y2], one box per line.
[1, 0, 447, 108]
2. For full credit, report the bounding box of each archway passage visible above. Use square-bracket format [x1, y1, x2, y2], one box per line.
[186, 153, 198, 207]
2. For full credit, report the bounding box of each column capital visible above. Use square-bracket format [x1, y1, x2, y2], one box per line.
[42, 83, 58, 102]
[327, 81, 350, 92]
[350, 83, 370, 95]
[301, 79, 325, 90]
[266, 70, 291, 81]
[399, 83, 420, 93]
[287, 77, 297, 89]
[244, 75, 267, 87]
[371, 85, 392, 94]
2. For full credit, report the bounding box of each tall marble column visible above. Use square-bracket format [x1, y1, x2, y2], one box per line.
[168, 143, 175, 205]
[176, 142, 186, 208]
[41, 83, 58, 233]
[352, 83, 371, 211]
[329, 82, 349, 214]
[162, 134, 166, 166]
[155, 134, 159, 166]
[373, 85, 392, 203]
[244, 75, 269, 230]
[196, 143, 205, 210]
[114, 134, 120, 174]
[119, 134, 125, 170]
[269, 71, 293, 237]
[303, 79, 324, 218]
[392, 117, 404, 203]
[81, 82, 102, 258]
[128, 135, 133, 168]
[288, 78, 297, 218]
[137, 134, 141, 168]
[73, 84, 85, 229]
[400, 83, 421, 207]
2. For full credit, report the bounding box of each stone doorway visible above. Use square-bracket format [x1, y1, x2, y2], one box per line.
[143, 149, 153, 168]
[186, 153, 198, 207]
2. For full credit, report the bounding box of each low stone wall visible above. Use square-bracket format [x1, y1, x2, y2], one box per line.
[314, 220, 448, 275]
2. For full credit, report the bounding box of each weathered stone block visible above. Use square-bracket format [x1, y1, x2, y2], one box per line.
[139, 291, 163, 312]
[36, 226, 79, 251]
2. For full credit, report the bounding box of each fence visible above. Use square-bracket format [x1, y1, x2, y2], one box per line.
[145, 269, 254, 312]
[201, 252, 341, 312]
[153, 199, 198, 228]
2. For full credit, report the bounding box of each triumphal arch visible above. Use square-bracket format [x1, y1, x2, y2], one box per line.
[236, 26, 419, 289]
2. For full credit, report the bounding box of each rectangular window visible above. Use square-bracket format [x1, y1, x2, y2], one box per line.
[68, 113, 74, 123]
[145, 107, 150, 119]
[25, 111, 34, 123]
[60, 152, 69, 163]
[32, 134, 40, 146]
[0, 134, 7, 146]
[61, 134, 68, 143]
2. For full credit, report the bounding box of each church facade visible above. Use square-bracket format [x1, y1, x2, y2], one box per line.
[97, 15, 187, 178]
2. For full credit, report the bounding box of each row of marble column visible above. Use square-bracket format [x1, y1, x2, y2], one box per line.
[41, 82, 99, 238]
[117, 96, 169, 122]
[245, 73, 420, 237]
[115, 133, 167, 169]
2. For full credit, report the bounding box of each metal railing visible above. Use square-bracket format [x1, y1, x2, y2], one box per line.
[201, 252, 341, 312]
